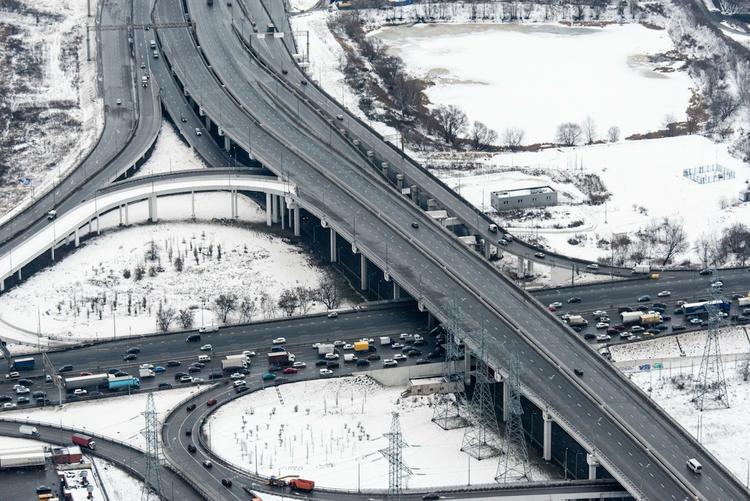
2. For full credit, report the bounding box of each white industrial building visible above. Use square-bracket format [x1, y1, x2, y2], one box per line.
[491, 186, 558, 211]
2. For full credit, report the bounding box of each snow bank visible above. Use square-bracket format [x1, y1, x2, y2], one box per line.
[132, 120, 208, 178]
[206, 376, 552, 490]
[92, 458, 146, 501]
[289, 0, 320, 13]
[374, 22, 691, 144]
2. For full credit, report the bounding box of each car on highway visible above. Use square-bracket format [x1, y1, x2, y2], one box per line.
[283, 367, 298, 375]
[699, 269, 713, 275]
[319, 368, 334, 377]
[422, 493, 440, 500]
[333, 340, 345, 347]
[690, 317, 703, 325]
[187, 366, 201, 374]
[58, 365, 73, 373]
[367, 353, 381, 361]
[242, 350, 256, 358]
[221, 478, 233, 488]
[0, 395, 12, 403]
[202, 460, 213, 468]
[393, 353, 407, 362]
[567, 297, 581, 303]
[272, 337, 286, 345]
[123, 354, 137, 361]
[637, 295, 651, 302]
[292, 361, 306, 369]
[327, 311, 338, 318]
[498, 238, 509, 246]
[595, 334, 611, 342]
[595, 322, 609, 330]
[573, 368, 584, 377]
[711, 281, 723, 288]
[657, 290, 671, 297]
[200, 344, 212, 351]
[356, 359, 370, 367]
[324, 353, 339, 360]
[236, 385, 250, 394]
[343, 343, 354, 350]
[411, 221, 419, 229]
[315, 360, 328, 367]
[392, 342, 404, 349]
[383, 359, 398, 368]
[16, 396, 30, 405]
[115, 98, 122, 105]
[534, 252, 546, 259]
[194, 128, 202, 136]
[262, 373, 276, 381]
[206, 399, 218, 407]
[73, 389, 87, 396]
[179, 375, 193, 383]
[154, 366, 166, 373]
[14, 386, 29, 394]
[79, 371, 92, 377]
[167, 360, 181, 367]
[140, 364, 154, 370]
[187, 444, 197, 453]
[158, 383, 173, 390]
[126, 347, 141, 354]
[230, 373, 244, 380]
[3, 402, 17, 409]
[671, 324, 687, 332]
[647, 328, 661, 335]
[549, 301, 563, 309]
[630, 325, 645, 333]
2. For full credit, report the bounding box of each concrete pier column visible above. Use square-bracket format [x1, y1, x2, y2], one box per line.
[410, 185, 419, 204]
[528, 260, 534, 274]
[392, 282, 400, 299]
[271, 195, 278, 224]
[543, 411, 553, 461]
[17, 268, 22, 281]
[463, 349, 471, 383]
[502, 377, 510, 421]
[360, 254, 367, 291]
[51, 244, 55, 261]
[204, 115, 210, 129]
[118, 205, 123, 226]
[74, 228, 80, 247]
[1, 278, 4, 292]
[234, 191, 239, 219]
[224, 135, 231, 152]
[124, 203, 129, 226]
[396, 174, 404, 190]
[484, 240, 492, 259]
[96, 215, 100, 235]
[517, 256, 524, 277]
[266, 193, 272, 226]
[149, 195, 158, 222]
[293, 206, 300, 237]
[329, 228, 337, 263]
[587, 453, 599, 480]
[280, 197, 286, 230]
[87, 220, 92, 234]
[191, 191, 196, 220]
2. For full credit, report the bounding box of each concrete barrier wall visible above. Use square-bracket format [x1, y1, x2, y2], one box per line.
[353, 361, 451, 386]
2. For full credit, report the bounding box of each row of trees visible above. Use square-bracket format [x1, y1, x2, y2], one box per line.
[431, 104, 525, 150]
[555, 117, 620, 146]
[154, 278, 342, 332]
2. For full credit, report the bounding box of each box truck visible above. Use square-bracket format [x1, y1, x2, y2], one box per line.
[71, 433, 96, 450]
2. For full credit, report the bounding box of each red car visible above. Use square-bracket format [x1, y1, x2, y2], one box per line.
[206, 399, 217, 406]
[79, 371, 93, 376]
[282, 367, 298, 375]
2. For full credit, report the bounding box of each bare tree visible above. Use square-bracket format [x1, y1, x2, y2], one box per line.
[738, 359, 750, 382]
[555, 122, 582, 146]
[718, 223, 750, 265]
[318, 278, 340, 310]
[694, 233, 719, 269]
[711, 90, 739, 122]
[502, 127, 525, 150]
[238, 297, 257, 323]
[655, 217, 689, 265]
[432, 104, 468, 145]
[277, 289, 299, 317]
[469, 121, 498, 150]
[607, 126, 620, 143]
[719, 0, 739, 15]
[295, 286, 317, 314]
[178, 309, 194, 329]
[156, 307, 175, 332]
[214, 293, 238, 323]
[610, 233, 632, 266]
[581, 116, 597, 144]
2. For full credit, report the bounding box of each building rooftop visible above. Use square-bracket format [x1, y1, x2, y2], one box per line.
[492, 185, 555, 198]
[409, 377, 445, 386]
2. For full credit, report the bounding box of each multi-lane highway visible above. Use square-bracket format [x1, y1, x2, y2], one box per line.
[143, 0, 750, 498]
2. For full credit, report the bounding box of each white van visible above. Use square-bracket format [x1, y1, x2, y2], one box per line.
[686, 458, 702, 474]
[198, 355, 211, 363]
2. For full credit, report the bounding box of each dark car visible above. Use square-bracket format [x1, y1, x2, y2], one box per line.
[427, 350, 444, 359]
[187, 366, 201, 373]
[583, 333, 596, 340]
[422, 494, 440, 501]
[647, 328, 661, 335]
[637, 305, 650, 312]
[736, 316, 750, 325]
[158, 383, 173, 390]
[606, 328, 618, 336]
[618, 306, 633, 313]
[268, 365, 282, 372]
[58, 365, 74, 373]
[36, 486, 52, 495]
[416, 358, 430, 365]
[123, 354, 137, 361]
[31, 391, 46, 398]
[126, 347, 141, 354]
[208, 371, 224, 380]
[699, 269, 713, 275]
[672, 324, 687, 331]
[637, 295, 650, 302]
[185, 429, 192, 436]
[326, 361, 340, 369]
[114, 371, 128, 378]
[18, 378, 33, 387]
[674, 308, 685, 315]
[221, 478, 233, 488]
[207, 399, 218, 406]
[167, 360, 181, 367]
[236, 385, 250, 394]
[187, 443, 197, 453]
[17, 397, 30, 404]
[191, 362, 206, 369]
[367, 354, 381, 361]
[107, 368, 120, 374]
[612, 324, 626, 332]
[35, 398, 52, 406]
[661, 315, 672, 322]
[411, 221, 419, 229]
[356, 359, 370, 367]
[186, 403, 196, 412]
[743, 308, 750, 316]
[654, 323, 668, 331]
[407, 349, 422, 357]
[573, 369, 584, 377]
[652, 302, 667, 309]
[315, 360, 328, 367]
[567, 297, 582, 303]
[186, 334, 201, 343]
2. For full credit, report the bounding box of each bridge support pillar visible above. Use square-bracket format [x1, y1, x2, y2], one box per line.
[527, 260, 534, 274]
[464, 349, 471, 383]
[483, 239, 492, 259]
[517, 256, 524, 277]
[360, 254, 367, 291]
[149, 195, 158, 223]
[392, 282, 400, 299]
[271, 195, 278, 224]
[410, 185, 419, 205]
[329, 228, 337, 263]
[17, 268, 22, 281]
[74, 228, 80, 247]
[124, 203, 129, 226]
[96, 215, 100, 235]
[543, 411, 553, 461]
[396, 174, 404, 190]
[191, 191, 196, 220]
[280, 197, 286, 231]
[586, 453, 599, 480]
[224, 135, 231, 152]
[204, 115, 210, 130]
[118, 205, 123, 226]
[50, 244, 55, 261]
[265, 193, 272, 227]
[293, 206, 300, 237]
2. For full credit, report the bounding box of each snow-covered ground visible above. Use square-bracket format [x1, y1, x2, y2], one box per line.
[0, 0, 102, 220]
[4, 385, 201, 450]
[0, 195, 344, 346]
[289, 0, 320, 14]
[374, 22, 691, 144]
[434, 135, 750, 263]
[206, 376, 552, 490]
[132, 120, 208, 178]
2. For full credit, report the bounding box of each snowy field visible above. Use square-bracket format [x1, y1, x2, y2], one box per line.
[374, 22, 691, 144]
[0, 0, 102, 220]
[206, 376, 552, 490]
[132, 120, 208, 178]
[0, 197, 340, 346]
[4, 385, 200, 450]
[434, 135, 750, 263]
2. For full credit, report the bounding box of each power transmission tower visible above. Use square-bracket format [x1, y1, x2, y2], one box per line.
[693, 279, 730, 410]
[461, 328, 501, 460]
[379, 412, 411, 499]
[432, 312, 468, 430]
[141, 392, 163, 501]
[496, 352, 530, 482]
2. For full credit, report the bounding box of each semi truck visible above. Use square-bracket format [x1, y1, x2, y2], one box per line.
[19, 425, 39, 437]
[221, 356, 247, 371]
[567, 315, 588, 327]
[71, 433, 96, 450]
[684, 300, 731, 316]
[63, 373, 109, 390]
[353, 341, 369, 352]
[107, 375, 140, 391]
[640, 312, 662, 325]
[316, 344, 335, 356]
[11, 357, 34, 371]
[267, 352, 294, 367]
[621, 311, 645, 325]
[0, 451, 46, 469]
[738, 297, 750, 307]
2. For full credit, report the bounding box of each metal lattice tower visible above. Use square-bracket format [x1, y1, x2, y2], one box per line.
[432, 309, 468, 429]
[141, 392, 163, 501]
[496, 352, 531, 482]
[693, 278, 730, 410]
[461, 329, 501, 460]
[379, 412, 411, 499]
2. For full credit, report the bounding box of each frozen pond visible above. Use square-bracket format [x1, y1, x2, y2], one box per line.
[374, 23, 692, 143]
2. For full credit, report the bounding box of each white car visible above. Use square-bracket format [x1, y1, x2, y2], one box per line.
[233, 380, 247, 387]
[657, 290, 671, 297]
[3, 402, 17, 409]
[333, 340, 345, 347]
[383, 359, 398, 368]
[399, 333, 410, 340]
[192, 377, 205, 383]
[140, 363, 154, 369]
[711, 281, 723, 288]
[550, 302, 563, 309]
[394, 354, 407, 362]
[343, 343, 354, 350]
[199, 325, 219, 333]
[15, 386, 30, 394]
[324, 353, 339, 360]
[319, 368, 333, 376]
[595, 334, 611, 342]
[292, 361, 306, 369]
[272, 337, 286, 345]
[200, 344, 212, 351]
[230, 373, 244, 380]
[180, 375, 193, 383]
[391, 342, 404, 349]
[73, 389, 87, 396]
[242, 350, 256, 358]
[595, 322, 610, 330]
[619, 331, 631, 339]
[327, 311, 338, 318]
[586, 263, 600, 270]
[592, 310, 607, 318]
